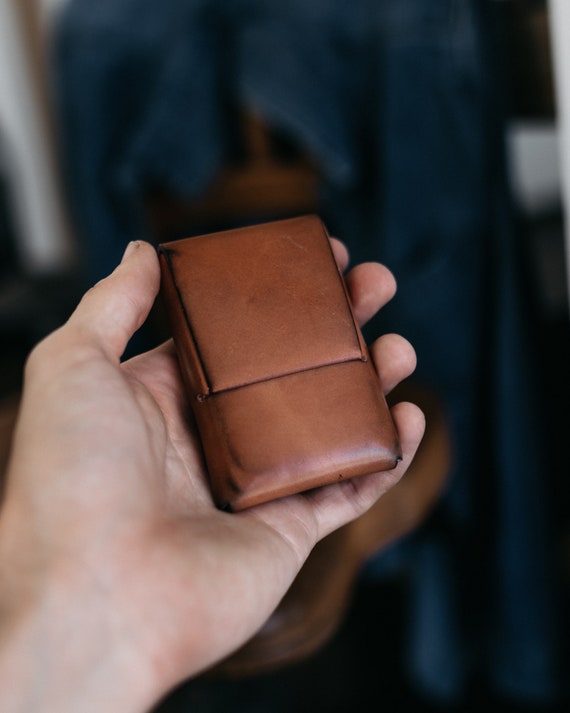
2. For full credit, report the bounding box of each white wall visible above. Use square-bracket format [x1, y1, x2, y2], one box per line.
[0, 0, 73, 274]
[547, 0, 570, 312]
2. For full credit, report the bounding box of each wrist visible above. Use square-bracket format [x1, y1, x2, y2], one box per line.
[0, 579, 162, 713]
[0, 513, 163, 713]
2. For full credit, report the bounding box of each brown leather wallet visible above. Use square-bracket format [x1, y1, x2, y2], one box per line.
[158, 215, 401, 511]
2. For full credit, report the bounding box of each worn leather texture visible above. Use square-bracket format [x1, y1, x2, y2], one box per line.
[158, 215, 400, 511]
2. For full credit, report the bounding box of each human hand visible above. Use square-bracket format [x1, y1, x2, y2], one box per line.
[0, 240, 424, 713]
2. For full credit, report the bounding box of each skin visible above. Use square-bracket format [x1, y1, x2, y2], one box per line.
[0, 240, 424, 712]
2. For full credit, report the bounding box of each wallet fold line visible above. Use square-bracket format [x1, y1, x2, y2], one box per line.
[194, 354, 369, 401]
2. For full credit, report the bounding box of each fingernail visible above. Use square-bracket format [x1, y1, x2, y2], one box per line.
[121, 241, 140, 263]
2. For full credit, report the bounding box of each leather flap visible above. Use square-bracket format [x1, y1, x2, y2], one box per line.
[159, 215, 364, 394]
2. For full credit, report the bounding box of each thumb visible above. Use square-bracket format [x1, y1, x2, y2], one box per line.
[68, 241, 161, 361]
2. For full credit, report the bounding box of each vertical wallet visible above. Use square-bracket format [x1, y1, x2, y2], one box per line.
[157, 215, 401, 511]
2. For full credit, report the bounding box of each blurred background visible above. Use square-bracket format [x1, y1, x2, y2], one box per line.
[1, 1, 569, 711]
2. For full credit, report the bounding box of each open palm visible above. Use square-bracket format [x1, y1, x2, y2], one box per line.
[1, 240, 424, 709]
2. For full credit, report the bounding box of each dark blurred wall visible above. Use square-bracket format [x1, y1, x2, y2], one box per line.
[53, 0, 566, 708]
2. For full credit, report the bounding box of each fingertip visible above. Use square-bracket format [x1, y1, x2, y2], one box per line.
[391, 400, 426, 463]
[119, 240, 160, 278]
[344, 262, 397, 325]
[370, 333, 417, 394]
[120, 240, 140, 263]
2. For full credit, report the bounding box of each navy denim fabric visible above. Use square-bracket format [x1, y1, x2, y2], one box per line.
[54, 0, 563, 704]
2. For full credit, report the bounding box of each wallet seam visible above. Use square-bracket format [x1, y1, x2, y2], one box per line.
[158, 246, 212, 396]
[318, 218, 367, 362]
[196, 354, 368, 400]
